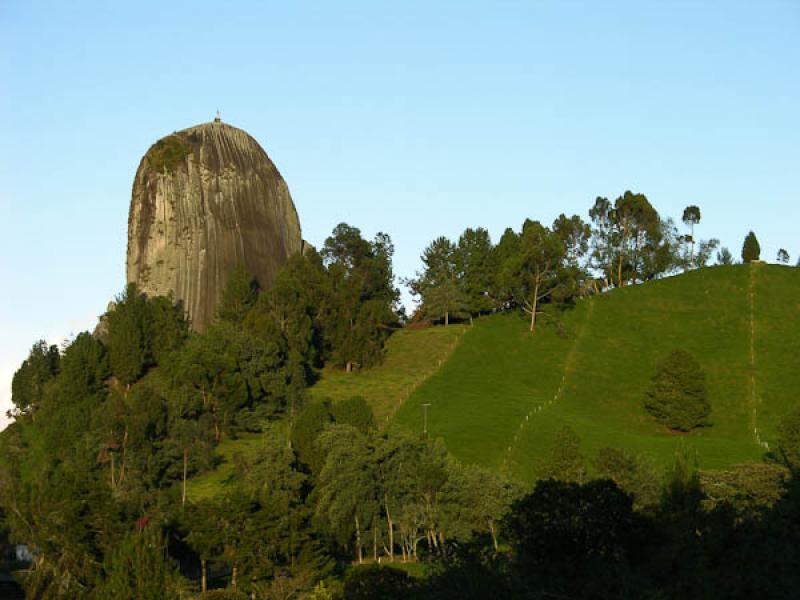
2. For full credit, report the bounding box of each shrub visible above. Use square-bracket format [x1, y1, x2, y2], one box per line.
[644, 349, 710, 431]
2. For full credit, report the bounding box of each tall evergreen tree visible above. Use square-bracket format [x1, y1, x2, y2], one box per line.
[455, 227, 496, 315]
[741, 231, 761, 263]
[322, 224, 399, 370]
[216, 263, 259, 325]
[106, 283, 150, 387]
[10, 340, 60, 417]
[410, 236, 469, 325]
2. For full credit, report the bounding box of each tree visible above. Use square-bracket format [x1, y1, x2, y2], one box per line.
[588, 192, 673, 287]
[411, 236, 470, 326]
[322, 224, 399, 370]
[343, 565, 417, 600]
[290, 401, 333, 475]
[611, 191, 663, 286]
[106, 284, 150, 386]
[216, 264, 259, 325]
[95, 527, 187, 600]
[246, 255, 323, 416]
[105, 284, 188, 388]
[503, 479, 642, 597]
[331, 396, 375, 433]
[504, 220, 566, 332]
[691, 238, 719, 269]
[166, 323, 290, 442]
[682, 205, 701, 260]
[775, 408, 800, 468]
[777, 248, 790, 264]
[539, 425, 586, 483]
[593, 447, 660, 509]
[644, 350, 710, 431]
[741, 231, 761, 263]
[716, 246, 734, 265]
[315, 425, 380, 564]
[489, 227, 520, 306]
[588, 196, 616, 287]
[10, 340, 60, 417]
[442, 463, 520, 551]
[455, 227, 497, 315]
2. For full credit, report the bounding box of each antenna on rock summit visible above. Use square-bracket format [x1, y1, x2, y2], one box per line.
[214, 109, 221, 123]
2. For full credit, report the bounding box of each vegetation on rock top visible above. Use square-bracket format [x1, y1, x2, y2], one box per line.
[146, 134, 191, 173]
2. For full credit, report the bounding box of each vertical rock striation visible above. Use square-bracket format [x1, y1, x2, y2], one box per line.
[126, 119, 302, 331]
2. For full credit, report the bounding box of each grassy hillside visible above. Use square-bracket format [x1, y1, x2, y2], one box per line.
[395, 264, 800, 483]
[188, 264, 800, 496]
[185, 324, 467, 500]
[309, 324, 467, 423]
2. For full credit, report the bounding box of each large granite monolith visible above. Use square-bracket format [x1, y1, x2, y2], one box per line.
[126, 117, 302, 330]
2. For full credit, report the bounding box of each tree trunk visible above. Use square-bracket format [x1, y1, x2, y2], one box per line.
[384, 496, 394, 562]
[373, 527, 378, 562]
[355, 515, 363, 564]
[445, 310, 449, 327]
[182, 448, 188, 508]
[232, 565, 237, 591]
[201, 559, 207, 593]
[488, 519, 498, 552]
[529, 281, 539, 333]
[618, 218, 629, 287]
[119, 428, 128, 485]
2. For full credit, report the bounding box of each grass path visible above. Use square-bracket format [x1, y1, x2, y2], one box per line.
[749, 265, 770, 451]
[394, 311, 580, 470]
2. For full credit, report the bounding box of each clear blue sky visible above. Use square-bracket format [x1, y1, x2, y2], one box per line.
[1, 1, 798, 428]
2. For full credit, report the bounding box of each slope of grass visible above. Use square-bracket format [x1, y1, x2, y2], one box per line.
[310, 324, 467, 425]
[187, 265, 800, 494]
[750, 264, 800, 444]
[185, 324, 467, 499]
[395, 265, 800, 483]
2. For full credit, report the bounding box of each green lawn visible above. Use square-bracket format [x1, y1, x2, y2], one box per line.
[395, 265, 800, 483]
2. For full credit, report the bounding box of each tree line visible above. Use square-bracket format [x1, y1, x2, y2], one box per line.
[410, 192, 791, 329]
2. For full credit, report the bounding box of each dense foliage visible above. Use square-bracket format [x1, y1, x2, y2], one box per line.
[644, 349, 710, 431]
[742, 230, 761, 263]
[410, 192, 723, 331]
[2, 205, 797, 598]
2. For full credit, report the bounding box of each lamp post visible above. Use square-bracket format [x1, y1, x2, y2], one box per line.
[422, 403, 432, 435]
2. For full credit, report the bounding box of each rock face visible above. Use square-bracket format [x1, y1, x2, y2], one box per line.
[126, 119, 302, 331]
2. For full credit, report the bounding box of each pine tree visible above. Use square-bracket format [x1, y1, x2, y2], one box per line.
[107, 283, 149, 386]
[216, 263, 258, 324]
[644, 350, 710, 431]
[741, 231, 761, 263]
